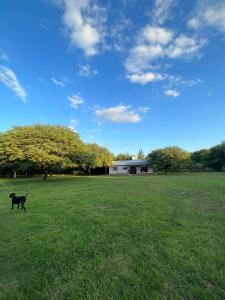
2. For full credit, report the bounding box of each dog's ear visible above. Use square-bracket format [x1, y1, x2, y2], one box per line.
[9, 193, 16, 198]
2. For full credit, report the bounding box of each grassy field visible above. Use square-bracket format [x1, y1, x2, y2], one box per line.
[0, 173, 225, 300]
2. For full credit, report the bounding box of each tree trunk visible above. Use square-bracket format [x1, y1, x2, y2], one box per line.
[43, 170, 48, 180]
[13, 170, 17, 178]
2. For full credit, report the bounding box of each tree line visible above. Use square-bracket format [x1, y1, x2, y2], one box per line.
[0, 124, 113, 179]
[116, 144, 225, 174]
[0, 124, 224, 178]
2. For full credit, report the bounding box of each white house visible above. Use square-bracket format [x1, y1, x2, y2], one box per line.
[109, 159, 153, 175]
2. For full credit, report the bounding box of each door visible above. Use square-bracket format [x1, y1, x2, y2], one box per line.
[129, 166, 136, 174]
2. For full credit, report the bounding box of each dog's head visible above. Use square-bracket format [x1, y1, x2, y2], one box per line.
[9, 193, 16, 198]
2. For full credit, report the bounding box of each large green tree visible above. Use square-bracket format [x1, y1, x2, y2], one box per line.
[207, 142, 225, 171]
[0, 125, 84, 179]
[190, 149, 209, 171]
[85, 143, 114, 174]
[147, 146, 190, 173]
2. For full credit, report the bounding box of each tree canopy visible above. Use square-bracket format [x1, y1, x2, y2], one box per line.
[0, 124, 225, 178]
[115, 153, 132, 160]
[207, 142, 225, 171]
[0, 124, 114, 179]
[137, 149, 145, 159]
[147, 146, 190, 173]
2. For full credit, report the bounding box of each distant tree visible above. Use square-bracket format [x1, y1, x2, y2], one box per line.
[85, 143, 114, 174]
[147, 146, 190, 174]
[207, 142, 225, 171]
[115, 153, 132, 160]
[191, 149, 209, 164]
[73, 151, 96, 175]
[137, 148, 145, 159]
[190, 149, 209, 171]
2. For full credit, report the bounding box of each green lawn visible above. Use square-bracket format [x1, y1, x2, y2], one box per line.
[0, 173, 225, 300]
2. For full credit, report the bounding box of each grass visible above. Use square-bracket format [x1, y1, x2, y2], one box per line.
[0, 173, 225, 300]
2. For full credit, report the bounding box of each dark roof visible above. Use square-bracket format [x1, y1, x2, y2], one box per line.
[112, 159, 150, 166]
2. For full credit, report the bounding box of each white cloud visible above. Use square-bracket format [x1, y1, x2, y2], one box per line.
[187, 18, 202, 30]
[51, 77, 66, 87]
[68, 94, 84, 109]
[95, 105, 142, 124]
[142, 26, 174, 45]
[181, 78, 203, 87]
[164, 89, 180, 97]
[139, 106, 151, 113]
[68, 118, 79, 132]
[125, 44, 164, 74]
[127, 72, 165, 84]
[153, 0, 176, 25]
[0, 66, 26, 101]
[188, 0, 225, 33]
[78, 64, 98, 77]
[125, 24, 207, 84]
[109, 17, 132, 52]
[0, 49, 9, 61]
[58, 0, 106, 56]
[167, 35, 207, 59]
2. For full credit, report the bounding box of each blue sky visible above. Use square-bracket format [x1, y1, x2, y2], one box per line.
[0, 0, 225, 155]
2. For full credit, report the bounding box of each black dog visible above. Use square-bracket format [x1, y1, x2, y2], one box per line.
[9, 191, 28, 211]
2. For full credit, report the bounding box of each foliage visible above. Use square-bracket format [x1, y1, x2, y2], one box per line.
[115, 152, 132, 160]
[83, 143, 114, 173]
[191, 149, 209, 164]
[1, 124, 225, 177]
[0, 125, 114, 178]
[207, 142, 225, 171]
[137, 148, 145, 159]
[147, 146, 190, 173]
[0, 124, 85, 179]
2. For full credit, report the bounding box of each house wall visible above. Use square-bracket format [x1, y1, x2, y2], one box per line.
[136, 167, 154, 174]
[109, 166, 154, 175]
[109, 166, 129, 175]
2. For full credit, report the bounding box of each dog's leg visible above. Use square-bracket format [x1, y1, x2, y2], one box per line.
[21, 202, 26, 212]
[17, 203, 20, 209]
[11, 203, 14, 210]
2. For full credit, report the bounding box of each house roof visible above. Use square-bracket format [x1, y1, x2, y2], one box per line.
[112, 159, 150, 166]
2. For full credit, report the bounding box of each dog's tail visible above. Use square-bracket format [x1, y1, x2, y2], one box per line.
[25, 191, 29, 197]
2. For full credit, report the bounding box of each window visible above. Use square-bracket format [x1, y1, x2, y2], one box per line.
[141, 167, 148, 173]
[113, 166, 118, 171]
[123, 167, 127, 170]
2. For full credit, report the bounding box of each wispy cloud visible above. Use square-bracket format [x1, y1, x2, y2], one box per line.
[127, 72, 165, 84]
[0, 66, 26, 101]
[139, 106, 151, 113]
[95, 105, 148, 124]
[68, 94, 84, 109]
[152, 0, 176, 25]
[51, 77, 66, 87]
[68, 118, 79, 132]
[78, 64, 98, 77]
[56, 0, 107, 56]
[0, 48, 9, 61]
[164, 89, 180, 97]
[188, 0, 225, 33]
